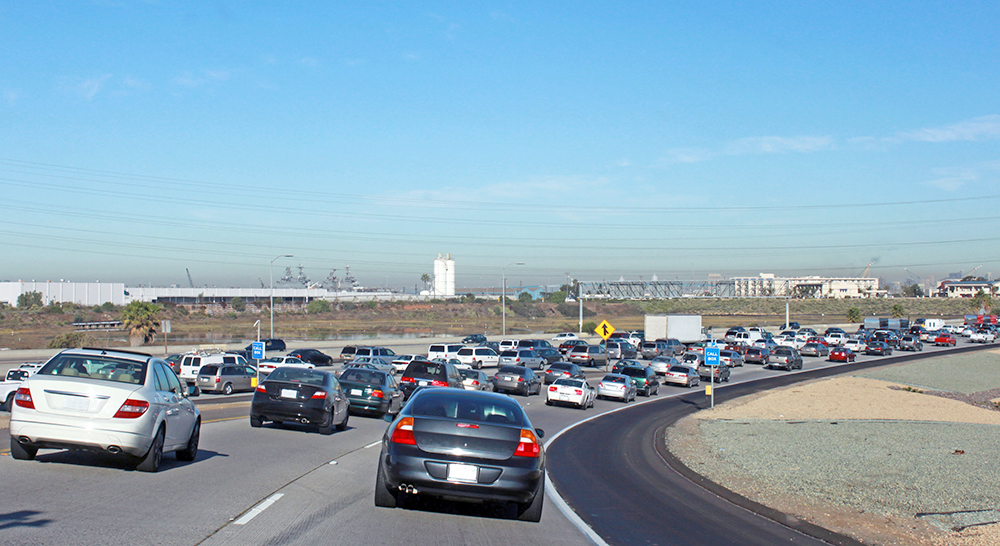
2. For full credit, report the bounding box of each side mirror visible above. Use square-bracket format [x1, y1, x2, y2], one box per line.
[187, 385, 200, 397]
[383, 413, 395, 423]
[534, 428, 545, 439]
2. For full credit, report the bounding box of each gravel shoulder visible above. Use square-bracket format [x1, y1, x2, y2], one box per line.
[668, 350, 1000, 546]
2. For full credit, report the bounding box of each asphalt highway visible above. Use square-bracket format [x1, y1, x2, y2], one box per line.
[1, 340, 992, 545]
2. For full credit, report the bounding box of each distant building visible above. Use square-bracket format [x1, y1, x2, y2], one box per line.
[731, 274, 881, 298]
[936, 279, 997, 298]
[0, 281, 126, 308]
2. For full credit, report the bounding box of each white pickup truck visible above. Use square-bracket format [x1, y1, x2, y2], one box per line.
[1, 363, 44, 411]
[970, 330, 997, 343]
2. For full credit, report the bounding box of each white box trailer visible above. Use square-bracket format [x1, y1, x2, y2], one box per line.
[645, 314, 705, 344]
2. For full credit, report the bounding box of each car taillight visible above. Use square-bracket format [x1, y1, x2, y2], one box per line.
[430, 380, 448, 387]
[515, 358, 521, 362]
[215, 376, 221, 383]
[113, 398, 149, 418]
[471, 380, 479, 386]
[400, 376, 416, 383]
[517, 377, 524, 382]
[256, 385, 267, 393]
[371, 389, 384, 398]
[14, 387, 34, 409]
[598, 382, 604, 388]
[549, 386, 557, 392]
[574, 389, 583, 395]
[311, 391, 327, 399]
[391, 417, 416, 445]
[514, 429, 541, 458]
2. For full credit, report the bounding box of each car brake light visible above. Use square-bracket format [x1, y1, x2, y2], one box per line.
[517, 377, 524, 382]
[215, 376, 221, 383]
[514, 429, 541, 458]
[430, 380, 448, 387]
[371, 389, 384, 398]
[391, 417, 416, 445]
[113, 398, 149, 418]
[256, 385, 267, 393]
[14, 387, 34, 409]
[598, 382, 604, 388]
[400, 376, 415, 383]
[574, 389, 583, 395]
[311, 391, 327, 399]
[549, 386, 557, 391]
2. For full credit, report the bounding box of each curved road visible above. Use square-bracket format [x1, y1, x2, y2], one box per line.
[547, 343, 994, 546]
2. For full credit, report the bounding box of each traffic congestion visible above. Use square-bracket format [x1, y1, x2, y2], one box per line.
[1, 316, 996, 544]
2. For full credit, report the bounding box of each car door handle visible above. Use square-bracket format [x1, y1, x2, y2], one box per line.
[166, 408, 179, 416]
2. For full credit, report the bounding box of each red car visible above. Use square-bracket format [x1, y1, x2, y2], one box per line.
[724, 343, 750, 355]
[933, 333, 957, 347]
[805, 336, 829, 347]
[558, 339, 588, 355]
[828, 347, 856, 362]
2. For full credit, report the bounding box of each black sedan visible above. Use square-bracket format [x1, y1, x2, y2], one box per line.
[865, 341, 893, 356]
[374, 389, 546, 522]
[338, 368, 404, 417]
[462, 334, 487, 344]
[250, 367, 350, 434]
[288, 348, 334, 366]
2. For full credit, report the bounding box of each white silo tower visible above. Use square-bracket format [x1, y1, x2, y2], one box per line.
[444, 253, 456, 296]
[433, 254, 446, 295]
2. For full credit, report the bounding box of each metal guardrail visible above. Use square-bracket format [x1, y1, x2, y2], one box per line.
[71, 321, 123, 331]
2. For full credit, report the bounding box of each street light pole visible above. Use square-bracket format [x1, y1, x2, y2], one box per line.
[501, 262, 524, 336]
[270, 254, 293, 339]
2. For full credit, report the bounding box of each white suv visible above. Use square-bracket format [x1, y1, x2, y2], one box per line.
[455, 347, 500, 369]
[179, 352, 249, 384]
[427, 343, 465, 361]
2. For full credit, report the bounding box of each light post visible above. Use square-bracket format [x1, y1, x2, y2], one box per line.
[501, 262, 524, 336]
[270, 254, 293, 339]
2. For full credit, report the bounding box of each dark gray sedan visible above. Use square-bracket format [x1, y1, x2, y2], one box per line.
[374, 389, 546, 522]
[493, 366, 543, 396]
[800, 343, 830, 358]
[542, 362, 585, 384]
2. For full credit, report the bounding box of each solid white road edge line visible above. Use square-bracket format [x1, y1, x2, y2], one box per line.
[233, 493, 284, 525]
[364, 440, 381, 449]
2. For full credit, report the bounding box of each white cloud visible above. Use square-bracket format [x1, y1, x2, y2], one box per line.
[204, 69, 230, 81]
[658, 147, 715, 164]
[122, 76, 150, 91]
[77, 74, 112, 100]
[173, 71, 201, 88]
[724, 135, 833, 155]
[899, 115, 1000, 142]
[921, 168, 976, 191]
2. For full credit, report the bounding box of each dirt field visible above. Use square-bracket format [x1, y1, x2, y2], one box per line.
[669, 353, 1000, 546]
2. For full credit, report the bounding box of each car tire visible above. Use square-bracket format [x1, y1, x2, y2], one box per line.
[10, 436, 37, 460]
[250, 415, 263, 428]
[318, 410, 336, 435]
[475, 360, 482, 370]
[517, 474, 545, 522]
[4, 391, 14, 412]
[336, 411, 350, 432]
[136, 427, 165, 473]
[374, 465, 398, 508]
[223, 383, 234, 396]
[545, 399, 553, 406]
[176, 419, 200, 462]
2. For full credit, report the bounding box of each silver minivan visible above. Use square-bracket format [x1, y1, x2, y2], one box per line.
[197, 364, 257, 395]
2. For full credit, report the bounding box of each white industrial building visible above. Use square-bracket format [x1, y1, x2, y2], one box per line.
[431, 253, 456, 296]
[732, 274, 882, 298]
[0, 281, 127, 308]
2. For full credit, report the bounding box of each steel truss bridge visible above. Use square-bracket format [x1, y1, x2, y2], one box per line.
[577, 279, 737, 299]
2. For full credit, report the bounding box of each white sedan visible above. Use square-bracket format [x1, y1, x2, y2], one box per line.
[550, 332, 580, 344]
[662, 364, 700, 388]
[545, 377, 595, 409]
[970, 330, 997, 343]
[9, 348, 200, 472]
[843, 339, 867, 353]
[257, 356, 314, 374]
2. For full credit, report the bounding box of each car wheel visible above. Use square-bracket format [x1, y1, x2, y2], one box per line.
[10, 436, 37, 461]
[336, 411, 350, 432]
[517, 474, 545, 522]
[318, 410, 336, 435]
[475, 360, 482, 370]
[250, 415, 263, 428]
[4, 391, 14, 412]
[374, 465, 398, 508]
[545, 399, 553, 406]
[176, 419, 200, 462]
[136, 426, 165, 473]
[223, 383, 234, 396]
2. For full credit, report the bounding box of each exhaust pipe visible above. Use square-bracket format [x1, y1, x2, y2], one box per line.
[108, 446, 122, 454]
[19, 436, 31, 444]
[397, 484, 419, 494]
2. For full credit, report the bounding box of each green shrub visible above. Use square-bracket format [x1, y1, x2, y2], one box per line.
[582, 321, 597, 334]
[547, 291, 567, 304]
[518, 292, 534, 302]
[556, 303, 595, 318]
[100, 301, 116, 312]
[17, 291, 44, 309]
[308, 299, 332, 313]
[231, 296, 246, 312]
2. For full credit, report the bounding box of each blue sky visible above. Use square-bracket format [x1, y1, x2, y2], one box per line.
[2, 1, 999, 291]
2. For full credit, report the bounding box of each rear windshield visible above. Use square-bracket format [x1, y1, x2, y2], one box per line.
[199, 365, 219, 375]
[548, 363, 571, 371]
[458, 369, 479, 379]
[497, 366, 526, 375]
[267, 368, 329, 386]
[570, 346, 588, 353]
[405, 362, 447, 379]
[340, 347, 356, 355]
[411, 392, 524, 425]
[668, 366, 691, 373]
[601, 375, 626, 383]
[553, 378, 584, 387]
[620, 367, 646, 377]
[339, 369, 386, 384]
[39, 354, 148, 385]
[500, 350, 518, 357]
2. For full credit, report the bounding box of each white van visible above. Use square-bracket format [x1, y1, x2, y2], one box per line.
[456, 347, 500, 369]
[427, 343, 466, 361]
[179, 352, 249, 384]
[923, 318, 945, 331]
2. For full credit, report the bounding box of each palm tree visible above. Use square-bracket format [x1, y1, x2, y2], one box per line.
[970, 290, 993, 314]
[120, 301, 162, 347]
[420, 273, 431, 291]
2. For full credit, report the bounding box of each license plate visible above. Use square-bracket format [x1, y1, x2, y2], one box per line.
[559, 394, 570, 401]
[418, 380, 428, 386]
[350, 389, 362, 396]
[504, 376, 514, 381]
[62, 396, 90, 411]
[280, 389, 298, 399]
[447, 463, 478, 483]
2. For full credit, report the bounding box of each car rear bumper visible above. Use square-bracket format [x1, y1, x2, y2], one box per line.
[250, 399, 328, 425]
[381, 449, 542, 504]
[346, 396, 389, 413]
[10, 417, 154, 457]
